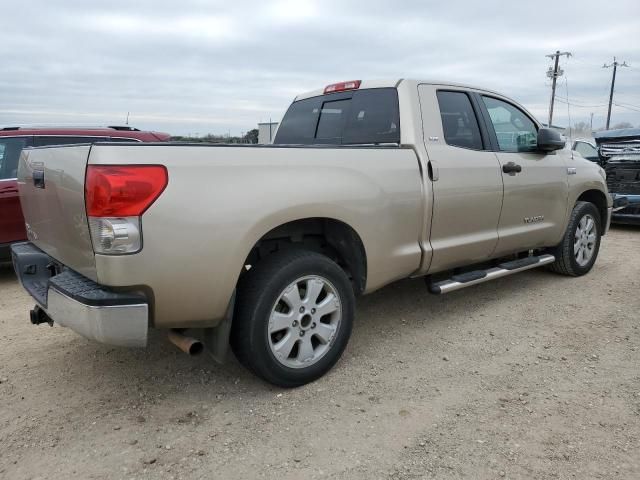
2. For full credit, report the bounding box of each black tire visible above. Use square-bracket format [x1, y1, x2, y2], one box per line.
[547, 201, 602, 276]
[230, 249, 355, 388]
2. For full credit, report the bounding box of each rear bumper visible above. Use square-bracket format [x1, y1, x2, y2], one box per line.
[10, 242, 148, 347]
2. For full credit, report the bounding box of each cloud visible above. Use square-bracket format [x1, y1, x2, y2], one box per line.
[1, 0, 638, 134]
[266, 0, 319, 23]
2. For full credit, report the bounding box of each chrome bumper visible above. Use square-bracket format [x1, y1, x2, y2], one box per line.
[11, 242, 148, 348]
[47, 288, 148, 347]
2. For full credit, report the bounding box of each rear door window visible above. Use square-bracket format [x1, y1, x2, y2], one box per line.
[274, 88, 400, 145]
[436, 91, 484, 150]
[0, 137, 31, 180]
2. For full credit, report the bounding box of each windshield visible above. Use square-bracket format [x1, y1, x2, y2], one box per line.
[274, 88, 400, 145]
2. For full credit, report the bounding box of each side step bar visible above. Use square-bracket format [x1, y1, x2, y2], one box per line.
[429, 254, 556, 294]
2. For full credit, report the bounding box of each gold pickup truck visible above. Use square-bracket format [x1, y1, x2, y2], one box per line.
[11, 79, 611, 387]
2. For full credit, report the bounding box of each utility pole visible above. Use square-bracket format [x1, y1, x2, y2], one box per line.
[590, 112, 594, 132]
[546, 50, 572, 127]
[603, 57, 629, 130]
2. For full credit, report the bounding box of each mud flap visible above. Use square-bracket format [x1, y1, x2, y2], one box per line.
[203, 292, 236, 364]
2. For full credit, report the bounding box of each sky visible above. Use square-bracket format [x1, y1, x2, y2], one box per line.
[1, 0, 639, 136]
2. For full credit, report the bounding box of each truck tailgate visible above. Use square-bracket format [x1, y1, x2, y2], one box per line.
[17, 145, 97, 280]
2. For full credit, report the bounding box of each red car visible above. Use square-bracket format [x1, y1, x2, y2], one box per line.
[0, 126, 170, 260]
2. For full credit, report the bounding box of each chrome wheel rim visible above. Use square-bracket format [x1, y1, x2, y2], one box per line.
[268, 275, 342, 369]
[574, 213, 597, 267]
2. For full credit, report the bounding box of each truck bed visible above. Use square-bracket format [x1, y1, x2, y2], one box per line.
[18, 142, 425, 328]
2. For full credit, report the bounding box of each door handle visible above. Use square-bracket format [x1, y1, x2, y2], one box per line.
[33, 169, 45, 189]
[502, 162, 522, 175]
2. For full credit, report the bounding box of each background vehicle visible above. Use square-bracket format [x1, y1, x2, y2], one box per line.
[572, 139, 599, 162]
[0, 126, 170, 260]
[11, 80, 611, 387]
[593, 128, 640, 224]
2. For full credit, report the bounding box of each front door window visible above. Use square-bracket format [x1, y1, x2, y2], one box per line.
[482, 96, 538, 153]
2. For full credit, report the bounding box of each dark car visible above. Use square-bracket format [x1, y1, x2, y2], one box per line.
[0, 126, 170, 260]
[594, 128, 640, 225]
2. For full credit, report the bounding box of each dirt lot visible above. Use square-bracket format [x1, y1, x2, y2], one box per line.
[1, 227, 639, 480]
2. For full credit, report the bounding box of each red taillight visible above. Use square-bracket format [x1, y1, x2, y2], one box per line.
[324, 80, 361, 94]
[86, 165, 168, 217]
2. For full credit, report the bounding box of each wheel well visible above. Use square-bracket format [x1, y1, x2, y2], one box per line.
[244, 218, 367, 294]
[577, 190, 608, 233]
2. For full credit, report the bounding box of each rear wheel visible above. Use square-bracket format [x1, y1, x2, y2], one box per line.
[231, 249, 355, 387]
[548, 201, 601, 276]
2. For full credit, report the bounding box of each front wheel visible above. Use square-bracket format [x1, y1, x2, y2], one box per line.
[231, 249, 355, 387]
[547, 201, 602, 276]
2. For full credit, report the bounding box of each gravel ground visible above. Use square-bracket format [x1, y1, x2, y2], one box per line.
[0, 226, 639, 480]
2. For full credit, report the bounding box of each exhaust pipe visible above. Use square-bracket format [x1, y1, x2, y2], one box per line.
[168, 329, 204, 356]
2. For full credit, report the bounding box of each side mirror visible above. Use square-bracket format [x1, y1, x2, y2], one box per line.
[537, 128, 565, 152]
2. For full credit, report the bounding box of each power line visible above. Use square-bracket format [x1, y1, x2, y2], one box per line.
[603, 57, 630, 129]
[614, 103, 640, 113]
[614, 100, 640, 110]
[555, 97, 608, 108]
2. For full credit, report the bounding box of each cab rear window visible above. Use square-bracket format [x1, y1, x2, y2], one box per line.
[274, 88, 400, 145]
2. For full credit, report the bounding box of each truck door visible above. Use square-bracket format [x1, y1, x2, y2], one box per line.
[418, 85, 503, 273]
[477, 95, 568, 255]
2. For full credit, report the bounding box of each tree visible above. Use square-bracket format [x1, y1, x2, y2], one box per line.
[244, 129, 259, 144]
[611, 122, 633, 130]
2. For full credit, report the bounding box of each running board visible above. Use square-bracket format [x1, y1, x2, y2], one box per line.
[428, 254, 556, 294]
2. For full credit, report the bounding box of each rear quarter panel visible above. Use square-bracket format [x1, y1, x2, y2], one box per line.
[89, 144, 424, 328]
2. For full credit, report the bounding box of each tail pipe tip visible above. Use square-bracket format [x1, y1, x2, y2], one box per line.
[167, 329, 204, 356]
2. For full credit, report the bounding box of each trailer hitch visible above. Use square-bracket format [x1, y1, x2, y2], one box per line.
[30, 305, 53, 327]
